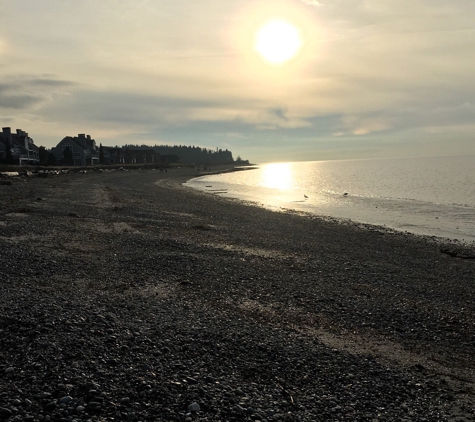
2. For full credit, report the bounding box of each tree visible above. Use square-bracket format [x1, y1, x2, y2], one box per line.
[99, 143, 105, 164]
[39, 146, 49, 164]
[63, 146, 74, 166]
[47, 152, 56, 166]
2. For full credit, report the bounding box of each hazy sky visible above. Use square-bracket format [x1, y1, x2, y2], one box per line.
[1, 0, 474, 163]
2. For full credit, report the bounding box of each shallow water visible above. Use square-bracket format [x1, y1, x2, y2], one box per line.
[185, 155, 475, 242]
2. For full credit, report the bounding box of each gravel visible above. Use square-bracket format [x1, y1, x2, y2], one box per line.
[0, 167, 474, 421]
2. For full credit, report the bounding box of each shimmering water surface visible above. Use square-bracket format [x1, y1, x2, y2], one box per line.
[184, 155, 475, 242]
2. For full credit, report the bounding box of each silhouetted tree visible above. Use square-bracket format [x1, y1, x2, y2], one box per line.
[47, 153, 56, 166]
[38, 146, 49, 164]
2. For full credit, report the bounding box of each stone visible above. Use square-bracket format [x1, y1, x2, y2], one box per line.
[0, 408, 12, 417]
[59, 396, 73, 404]
[188, 402, 200, 412]
[87, 402, 102, 412]
[44, 402, 57, 412]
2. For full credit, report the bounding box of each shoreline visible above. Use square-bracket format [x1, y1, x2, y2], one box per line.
[1, 168, 474, 420]
[183, 165, 475, 248]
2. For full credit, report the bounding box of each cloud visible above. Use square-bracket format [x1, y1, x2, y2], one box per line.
[0, 92, 42, 109]
[0, 75, 78, 111]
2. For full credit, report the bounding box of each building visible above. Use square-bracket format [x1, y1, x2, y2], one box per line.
[101, 146, 121, 165]
[52, 134, 99, 166]
[118, 146, 161, 164]
[0, 127, 40, 165]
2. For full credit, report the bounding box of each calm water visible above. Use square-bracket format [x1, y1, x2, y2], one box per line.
[184, 155, 475, 243]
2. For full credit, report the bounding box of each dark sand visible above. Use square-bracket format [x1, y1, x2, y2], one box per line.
[0, 166, 474, 421]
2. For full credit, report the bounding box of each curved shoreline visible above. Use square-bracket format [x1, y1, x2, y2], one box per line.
[183, 165, 475, 247]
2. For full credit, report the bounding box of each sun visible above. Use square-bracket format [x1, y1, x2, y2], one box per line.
[255, 20, 302, 64]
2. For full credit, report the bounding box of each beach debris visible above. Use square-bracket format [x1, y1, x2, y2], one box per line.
[0, 171, 20, 177]
[343, 192, 348, 196]
[304, 194, 308, 198]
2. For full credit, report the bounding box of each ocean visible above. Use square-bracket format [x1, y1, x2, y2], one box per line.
[184, 155, 475, 243]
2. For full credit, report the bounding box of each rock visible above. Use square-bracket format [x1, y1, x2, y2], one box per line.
[75, 405, 86, 413]
[59, 396, 73, 404]
[140, 363, 152, 371]
[0, 408, 12, 417]
[235, 405, 245, 414]
[188, 402, 200, 412]
[87, 402, 102, 412]
[44, 401, 57, 412]
[4, 367, 14, 374]
[246, 407, 255, 415]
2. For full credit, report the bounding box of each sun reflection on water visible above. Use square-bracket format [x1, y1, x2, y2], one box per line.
[259, 163, 294, 190]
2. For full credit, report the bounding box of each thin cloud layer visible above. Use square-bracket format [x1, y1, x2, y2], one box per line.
[0, 0, 474, 161]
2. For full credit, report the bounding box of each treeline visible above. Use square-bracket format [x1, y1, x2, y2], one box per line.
[124, 144, 237, 165]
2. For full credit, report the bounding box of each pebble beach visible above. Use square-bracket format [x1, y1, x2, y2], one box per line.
[1, 166, 474, 421]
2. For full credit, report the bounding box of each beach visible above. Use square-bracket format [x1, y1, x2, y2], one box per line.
[0, 167, 474, 421]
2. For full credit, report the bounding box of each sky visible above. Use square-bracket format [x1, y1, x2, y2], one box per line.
[1, 0, 474, 163]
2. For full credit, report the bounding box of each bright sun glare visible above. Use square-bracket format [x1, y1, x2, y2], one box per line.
[255, 20, 302, 64]
[260, 163, 293, 190]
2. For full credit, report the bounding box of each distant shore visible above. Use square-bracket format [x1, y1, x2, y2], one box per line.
[0, 167, 474, 421]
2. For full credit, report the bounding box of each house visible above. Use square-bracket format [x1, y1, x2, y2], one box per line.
[0, 127, 40, 165]
[100, 146, 121, 165]
[52, 134, 100, 166]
